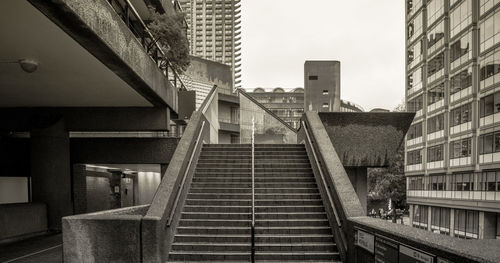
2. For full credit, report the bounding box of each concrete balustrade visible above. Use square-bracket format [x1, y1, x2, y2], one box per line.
[0, 203, 47, 243]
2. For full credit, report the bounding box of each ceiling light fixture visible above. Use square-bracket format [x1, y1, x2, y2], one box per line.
[0, 59, 39, 73]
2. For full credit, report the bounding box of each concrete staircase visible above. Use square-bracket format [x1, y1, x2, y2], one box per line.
[168, 144, 340, 262]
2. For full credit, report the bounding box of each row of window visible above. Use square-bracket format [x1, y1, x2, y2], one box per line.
[414, 205, 479, 238]
[408, 171, 500, 191]
[407, 138, 471, 163]
[478, 131, 500, 154]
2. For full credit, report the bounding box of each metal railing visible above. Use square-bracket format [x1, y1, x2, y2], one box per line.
[166, 120, 205, 226]
[301, 120, 348, 260]
[251, 117, 255, 263]
[107, 0, 186, 91]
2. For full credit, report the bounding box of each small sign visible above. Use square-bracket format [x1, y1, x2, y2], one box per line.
[399, 245, 434, 263]
[355, 230, 375, 254]
[375, 237, 399, 263]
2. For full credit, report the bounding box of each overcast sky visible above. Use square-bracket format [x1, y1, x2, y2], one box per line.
[240, 0, 405, 111]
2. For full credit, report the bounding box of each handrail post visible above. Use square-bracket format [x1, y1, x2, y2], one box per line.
[251, 117, 255, 263]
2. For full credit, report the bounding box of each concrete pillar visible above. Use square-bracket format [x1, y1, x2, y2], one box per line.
[72, 164, 87, 214]
[345, 167, 368, 214]
[30, 119, 72, 231]
[108, 171, 122, 209]
[479, 211, 497, 239]
[450, 209, 455, 237]
[427, 206, 432, 231]
[409, 204, 414, 226]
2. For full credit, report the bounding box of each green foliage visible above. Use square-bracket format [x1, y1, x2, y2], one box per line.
[148, 7, 190, 73]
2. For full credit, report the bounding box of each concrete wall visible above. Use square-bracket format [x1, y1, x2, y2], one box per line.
[304, 61, 341, 112]
[0, 203, 47, 242]
[184, 56, 233, 94]
[137, 172, 161, 205]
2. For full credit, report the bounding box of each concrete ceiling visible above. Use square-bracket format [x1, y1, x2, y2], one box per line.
[0, 0, 153, 107]
[89, 164, 161, 173]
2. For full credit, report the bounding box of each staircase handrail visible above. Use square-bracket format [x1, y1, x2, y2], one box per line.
[251, 117, 255, 263]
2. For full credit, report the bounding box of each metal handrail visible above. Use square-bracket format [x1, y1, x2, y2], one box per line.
[301, 121, 348, 251]
[107, 0, 186, 91]
[251, 117, 255, 263]
[166, 120, 206, 226]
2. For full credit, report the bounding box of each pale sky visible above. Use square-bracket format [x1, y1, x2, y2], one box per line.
[240, 0, 405, 111]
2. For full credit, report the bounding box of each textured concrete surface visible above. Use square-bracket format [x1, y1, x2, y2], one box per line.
[28, 0, 178, 110]
[318, 112, 414, 167]
[350, 216, 500, 263]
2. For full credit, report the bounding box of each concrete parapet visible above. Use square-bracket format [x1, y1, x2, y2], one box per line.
[0, 203, 48, 243]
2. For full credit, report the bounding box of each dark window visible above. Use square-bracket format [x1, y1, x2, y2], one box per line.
[309, 75, 318, 80]
[450, 68, 472, 94]
[408, 95, 423, 112]
[427, 144, 444, 162]
[450, 103, 471, 126]
[407, 122, 423, 140]
[427, 114, 444, 134]
[407, 149, 422, 165]
[428, 82, 444, 105]
[427, 52, 445, 76]
[450, 138, 471, 158]
[479, 91, 500, 118]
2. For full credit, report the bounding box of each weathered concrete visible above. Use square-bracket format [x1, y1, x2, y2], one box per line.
[345, 167, 368, 214]
[70, 137, 180, 164]
[318, 112, 414, 167]
[28, 0, 178, 111]
[30, 119, 72, 231]
[62, 205, 149, 263]
[0, 107, 171, 132]
[0, 203, 47, 243]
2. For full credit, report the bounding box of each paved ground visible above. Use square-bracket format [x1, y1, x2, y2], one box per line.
[0, 234, 62, 263]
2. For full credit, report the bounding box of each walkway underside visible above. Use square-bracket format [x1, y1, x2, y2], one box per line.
[168, 144, 340, 262]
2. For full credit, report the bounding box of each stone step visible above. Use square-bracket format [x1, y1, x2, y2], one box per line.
[176, 226, 250, 235]
[181, 212, 251, 220]
[179, 219, 250, 227]
[195, 167, 313, 173]
[183, 206, 250, 213]
[188, 187, 319, 194]
[196, 163, 311, 168]
[171, 242, 250, 252]
[194, 171, 313, 176]
[185, 199, 323, 206]
[255, 226, 332, 235]
[255, 234, 334, 243]
[191, 177, 316, 183]
[174, 234, 250, 243]
[255, 242, 337, 252]
[255, 219, 329, 227]
[168, 251, 250, 261]
[255, 206, 325, 213]
[190, 182, 318, 188]
[256, 212, 327, 220]
[187, 193, 320, 200]
[255, 251, 339, 261]
[189, 188, 251, 193]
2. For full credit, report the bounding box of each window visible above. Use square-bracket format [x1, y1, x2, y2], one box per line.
[408, 176, 425, 190]
[479, 48, 500, 89]
[322, 90, 329, 95]
[408, 95, 423, 112]
[450, 0, 472, 38]
[450, 138, 472, 158]
[427, 144, 444, 162]
[450, 32, 472, 69]
[407, 122, 423, 140]
[429, 174, 445, 190]
[479, 131, 500, 154]
[450, 67, 473, 94]
[427, 20, 445, 54]
[427, 52, 445, 78]
[407, 149, 422, 165]
[427, 82, 444, 105]
[479, 91, 500, 117]
[454, 209, 479, 239]
[480, 0, 500, 16]
[413, 205, 428, 229]
[431, 207, 450, 234]
[479, 171, 500, 191]
[427, 114, 444, 134]
[407, 67, 423, 91]
[479, 9, 500, 52]
[408, 12, 423, 42]
[426, 0, 444, 26]
[309, 75, 318, 80]
[407, 0, 423, 16]
[452, 173, 474, 191]
[450, 103, 471, 126]
[408, 39, 423, 68]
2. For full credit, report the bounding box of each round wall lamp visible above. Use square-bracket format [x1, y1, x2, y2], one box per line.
[0, 59, 39, 73]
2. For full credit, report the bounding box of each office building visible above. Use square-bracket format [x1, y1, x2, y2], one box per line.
[304, 60, 341, 112]
[179, 0, 241, 89]
[405, 0, 500, 239]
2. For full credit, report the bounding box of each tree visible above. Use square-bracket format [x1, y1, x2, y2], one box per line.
[147, 7, 190, 73]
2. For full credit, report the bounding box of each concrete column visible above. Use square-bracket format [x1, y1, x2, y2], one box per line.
[108, 171, 122, 209]
[72, 164, 87, 214]
[479, 211, 497, 239]
[427, 206, 432, 231]
[409, 204, 414, 226]
[30, 119, 72, 231]
[450, 209, 455, 237]
[345, 167, 368, 214]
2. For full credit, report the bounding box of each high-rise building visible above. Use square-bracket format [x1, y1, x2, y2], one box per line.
[304, 61, 341, 112]
[405, 0, 500, 239]
[179, 0, 241, 90]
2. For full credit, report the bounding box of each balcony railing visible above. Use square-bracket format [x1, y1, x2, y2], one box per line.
[107, 0, 186, 91]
